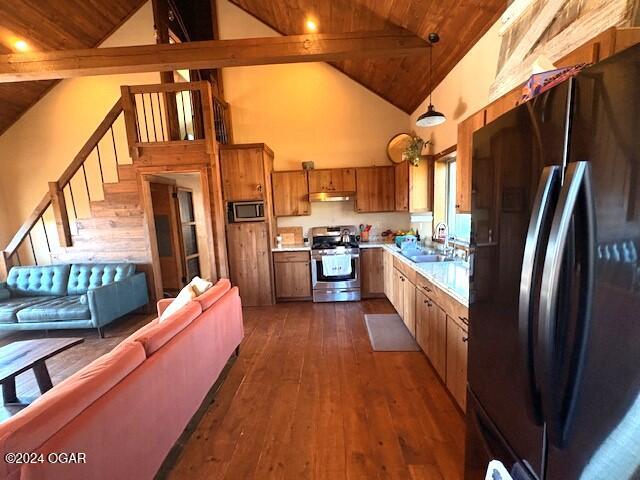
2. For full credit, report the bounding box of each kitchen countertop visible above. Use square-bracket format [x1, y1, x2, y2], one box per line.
[382, 244, 469, 307]
[272, 244, 311, 252]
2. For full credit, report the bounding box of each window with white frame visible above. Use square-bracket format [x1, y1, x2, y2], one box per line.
[444, 160, 471, 242]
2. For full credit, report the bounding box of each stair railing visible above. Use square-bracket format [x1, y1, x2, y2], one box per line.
[1, 98, 126, 278]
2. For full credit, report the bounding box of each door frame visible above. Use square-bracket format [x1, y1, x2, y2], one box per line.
[139, 166, 218, 301]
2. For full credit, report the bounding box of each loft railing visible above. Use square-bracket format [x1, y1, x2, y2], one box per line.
[0, 99, 128, 277]
[120, 81, 232, 158]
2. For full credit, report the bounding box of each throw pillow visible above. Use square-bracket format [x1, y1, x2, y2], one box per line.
[159, 285, 197, 322]
[188, 276, 214, 296]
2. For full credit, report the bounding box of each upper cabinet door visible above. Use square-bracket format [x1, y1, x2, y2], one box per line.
[409, 158, 432, 213]
[456, 111, 485, 213]
[308, 168, 355, 193]
[271, 171, 310, 217]
[220, 147, 265, 201]
[356, 166, 395, 213]
[394, 161, 409, 211]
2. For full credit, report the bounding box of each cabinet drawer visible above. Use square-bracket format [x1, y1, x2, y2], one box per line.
[393, 258, 417, 284]
[273, 251, 310, 263]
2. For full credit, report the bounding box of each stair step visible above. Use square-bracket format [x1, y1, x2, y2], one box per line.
[100, 191, 140, 206]
[72, 228, 146, 242]
[90, 202, 143, 217]
[117, 164, 137, 181]
[75, 216, 144, 230]
[103, 180, 138, 195]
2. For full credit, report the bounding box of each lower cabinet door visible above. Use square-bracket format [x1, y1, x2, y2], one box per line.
[415, 290, 429, 351]
[402, 280, 416, 337]
[427, 300, 447, 381]
[446, 316, 469, 411]
[383, 250, 394, 302]
[274, 255, 311, 300]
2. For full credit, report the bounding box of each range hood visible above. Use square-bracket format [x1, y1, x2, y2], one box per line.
[309, 192, 356, 202]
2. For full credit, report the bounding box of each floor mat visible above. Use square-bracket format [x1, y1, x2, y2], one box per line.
[364, 314, 420, 352]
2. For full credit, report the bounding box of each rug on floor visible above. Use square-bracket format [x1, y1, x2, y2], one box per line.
[364, 314, 420, 352]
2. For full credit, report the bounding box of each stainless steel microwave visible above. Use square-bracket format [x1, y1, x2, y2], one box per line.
[228, 201, 265, 222]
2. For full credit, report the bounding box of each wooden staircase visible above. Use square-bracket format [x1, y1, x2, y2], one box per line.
[1, 81, 231, 301]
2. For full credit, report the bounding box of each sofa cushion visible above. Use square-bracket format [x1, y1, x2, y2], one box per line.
[16, 296, 91, 323]
[0, 297, 52, 324]
[194, 278, 231, 310]
[6, 265, 70, 297]
[134, 301, 202, 356]
[0, 341, 145, 479]
[67, 263, 135, 295]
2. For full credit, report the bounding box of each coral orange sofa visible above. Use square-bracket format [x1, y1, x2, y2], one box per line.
[0, 279, 243, 480]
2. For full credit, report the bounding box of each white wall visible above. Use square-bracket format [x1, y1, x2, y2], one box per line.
[0, 2, 160, 246]
[218, 0, 412, 236]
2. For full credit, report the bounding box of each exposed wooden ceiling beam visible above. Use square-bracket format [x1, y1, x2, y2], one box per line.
[0, 30, 428, 83]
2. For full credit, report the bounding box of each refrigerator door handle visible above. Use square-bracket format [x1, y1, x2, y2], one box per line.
[538, 160, 596, 448]
[518, 165, 560, 426]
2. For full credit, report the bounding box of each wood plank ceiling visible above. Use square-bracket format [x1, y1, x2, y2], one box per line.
[0, 0, 144, 135]
[229, 0, 507, 113]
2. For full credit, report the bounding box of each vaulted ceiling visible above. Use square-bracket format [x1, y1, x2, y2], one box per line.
[0, 0, 145, 135]
[0, 0, 506, 135]
[229, 0, 507, 113]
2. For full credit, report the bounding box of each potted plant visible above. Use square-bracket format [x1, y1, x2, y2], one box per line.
[402, 135, 429, 166]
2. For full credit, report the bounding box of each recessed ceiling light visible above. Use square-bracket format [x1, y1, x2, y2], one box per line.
[305, 19, 318, 32]
[14, 39, 29, 52]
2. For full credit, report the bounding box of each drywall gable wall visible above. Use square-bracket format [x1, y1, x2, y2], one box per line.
[218, 0, 411, 235]
[0, 1, 159, 246]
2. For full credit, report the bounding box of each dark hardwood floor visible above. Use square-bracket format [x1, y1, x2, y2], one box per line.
[168, 299, 466, 480]
[0, 312, 153, 421]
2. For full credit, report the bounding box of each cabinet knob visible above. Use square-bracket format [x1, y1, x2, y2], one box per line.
[422, 286, 431, 292]
[455, 204, 460, 208]
[257, 184, 263, 192]
[462, 336, 469, 343]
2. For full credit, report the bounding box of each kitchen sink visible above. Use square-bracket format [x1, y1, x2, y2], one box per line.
[400, 248, 453, 263]
[407, 254, 453, 263]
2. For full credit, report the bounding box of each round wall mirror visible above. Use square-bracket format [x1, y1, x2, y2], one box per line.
[387, 133, 413, 164]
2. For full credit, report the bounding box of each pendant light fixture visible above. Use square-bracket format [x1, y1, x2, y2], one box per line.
[416, 32, 446, 128]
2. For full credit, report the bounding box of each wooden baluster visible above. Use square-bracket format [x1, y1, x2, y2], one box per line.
[49, 182, 72, 248]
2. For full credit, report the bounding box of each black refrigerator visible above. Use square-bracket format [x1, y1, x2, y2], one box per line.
[465, 43, 640, 480]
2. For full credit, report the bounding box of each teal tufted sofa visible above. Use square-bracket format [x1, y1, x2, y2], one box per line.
[0, 263, 148, 337]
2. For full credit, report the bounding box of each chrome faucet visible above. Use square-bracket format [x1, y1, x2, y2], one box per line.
[435, 222, 454, 258]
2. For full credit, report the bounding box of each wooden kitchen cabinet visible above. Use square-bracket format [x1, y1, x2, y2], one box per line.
[271, 171, 310, 217]
[361, 248, 385, 298]
[220, 146, 268, 201]
[355, 166, 395, 213]
[456, 110, 485, 213]
[409, 157, 433, 213]
[394, 161, 409, 211]
[273, 251, 312, 301]
[383, 248, 394, 302]
[308, 168, 355, 193]
[446, 316, 469, 411]
[402, 276, 416, 336]
[226, 222, 273, 306]
[415, 290, 447, 380]
[392, 268, 405, 315]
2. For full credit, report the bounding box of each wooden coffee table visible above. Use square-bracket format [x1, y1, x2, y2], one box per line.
[0, 338, 84, 405]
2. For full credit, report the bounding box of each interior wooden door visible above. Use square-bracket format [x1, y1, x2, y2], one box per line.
[176, 188, 201, 282]
[150, 182, 183, 293]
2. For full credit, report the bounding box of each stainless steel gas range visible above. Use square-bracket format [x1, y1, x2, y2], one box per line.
[310, 225, 361, 302]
